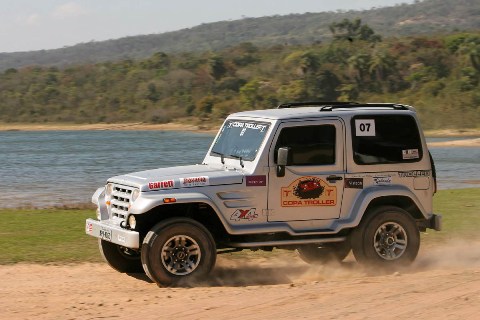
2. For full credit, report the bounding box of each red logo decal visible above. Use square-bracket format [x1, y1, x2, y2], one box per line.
[148, 180, 174, 190]
[230, 208, 258, 221]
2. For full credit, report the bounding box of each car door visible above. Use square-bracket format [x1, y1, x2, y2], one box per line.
[267, 119, 345, 221]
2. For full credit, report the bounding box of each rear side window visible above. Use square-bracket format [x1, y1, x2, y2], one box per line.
[351, 115, 423, 165]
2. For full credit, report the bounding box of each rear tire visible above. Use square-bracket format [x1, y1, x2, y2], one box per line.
[351, 206, 420, 266]
[141, 218, 216, 287]
[297, 241, 351, 264]
[99, 239, 144, 273]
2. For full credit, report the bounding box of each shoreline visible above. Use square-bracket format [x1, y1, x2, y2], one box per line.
[0, 122, 220, 134]
[1, 123, 478, 135]
[1, 123, 479, 147]
[427, 138, 480, 147]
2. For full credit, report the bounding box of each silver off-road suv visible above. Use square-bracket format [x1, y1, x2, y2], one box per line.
[86, 102, 441, 286]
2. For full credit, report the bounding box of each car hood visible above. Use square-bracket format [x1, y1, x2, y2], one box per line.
[108, 164, 244, 192]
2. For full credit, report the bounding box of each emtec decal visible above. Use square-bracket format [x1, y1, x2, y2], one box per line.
[246, 175, 267, 187]
[281, 176, 336, 207]
[230, 208, 258, 221]
[180, 176, 209, 187]
[148, 180, 174, 190]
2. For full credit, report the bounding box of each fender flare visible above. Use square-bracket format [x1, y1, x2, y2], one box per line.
[330, 185, 428, 232]
[130, 191, 236, 233]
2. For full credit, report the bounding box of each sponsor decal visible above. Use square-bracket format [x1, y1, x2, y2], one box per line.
[398, 170, 430, 178]
[246, 175, 267, 187]
[373, 176, 392, 185]
[345, 178, 364, 189]
[281, 176, 337, 207]
[180, 176, 209, 187]
[402, 149, 419, 160]
[230, 208, 258, 221]
[86, 222, 93, 234]
[148, 180, 174, 190]
[355, 119, 376, 136]
[227, 121, 268, 132]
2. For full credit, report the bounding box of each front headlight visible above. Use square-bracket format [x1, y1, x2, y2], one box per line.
[105, 183, 114, 197]
[131, 189, 140, 202]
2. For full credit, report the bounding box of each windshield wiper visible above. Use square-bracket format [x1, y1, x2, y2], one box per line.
[211, 151, 225, 164]
[228, 154, 244, 168]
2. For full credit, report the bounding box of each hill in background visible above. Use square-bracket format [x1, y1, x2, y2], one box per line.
[0, 0, 479, 71]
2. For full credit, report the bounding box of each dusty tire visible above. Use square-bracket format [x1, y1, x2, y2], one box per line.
[296, 241, 351, 264]
[351, 206, 420, 266]
[98, 239, 144, 273]
[141, 218, 216, 287]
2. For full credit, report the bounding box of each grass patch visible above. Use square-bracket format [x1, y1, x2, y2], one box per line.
[0, 209, 100, 264]
[422, 188, 480, 246]
[0, 188, 479, 264]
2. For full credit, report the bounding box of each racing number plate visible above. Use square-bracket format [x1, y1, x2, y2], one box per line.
[99, 227, 112, 241]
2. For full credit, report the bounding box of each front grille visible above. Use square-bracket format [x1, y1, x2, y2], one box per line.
[110, 184, 134, 220]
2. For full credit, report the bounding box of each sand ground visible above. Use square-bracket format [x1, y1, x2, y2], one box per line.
[1, 241, 480, 320]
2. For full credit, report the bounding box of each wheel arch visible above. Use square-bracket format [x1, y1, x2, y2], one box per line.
[339, 186, 428, 232]
[132, 195, 230, 245]
[364, 195, 424, 220]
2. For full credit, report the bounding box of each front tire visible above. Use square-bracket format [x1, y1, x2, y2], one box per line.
[98, 239, 144, 273]
[141, 218, 216, 287]
[351, 206, 420, 266]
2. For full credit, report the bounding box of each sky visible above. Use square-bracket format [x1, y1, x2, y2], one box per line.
[0, 0, 416, 53]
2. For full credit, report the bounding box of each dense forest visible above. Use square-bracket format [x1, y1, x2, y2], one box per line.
[1, 21, 479, 129]
[0, 0, 479, 70]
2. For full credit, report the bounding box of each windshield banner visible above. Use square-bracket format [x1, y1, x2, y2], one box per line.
[227, 121, 268, 132]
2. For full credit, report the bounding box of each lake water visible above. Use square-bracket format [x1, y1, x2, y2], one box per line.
[0, 131, 478, 208]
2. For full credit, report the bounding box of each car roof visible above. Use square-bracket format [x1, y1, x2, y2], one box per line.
[228, 103, 416, 121]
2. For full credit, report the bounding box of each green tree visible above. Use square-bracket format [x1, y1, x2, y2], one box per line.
[329, 18, 382, 44]
[239, 79, 261, 108]
[369, 50, 396, 82]
[461, 42, 480, 73]
[208, 55, 227, 80]
[348, 53, 371, 84]
[305, 70, 341, 101]
[146, 83, 160, 102]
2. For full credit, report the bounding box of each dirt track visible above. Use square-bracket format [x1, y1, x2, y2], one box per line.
[1, 242, 480, 320]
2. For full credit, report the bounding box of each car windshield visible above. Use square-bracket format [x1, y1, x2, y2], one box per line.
[210, 120, 270, 161]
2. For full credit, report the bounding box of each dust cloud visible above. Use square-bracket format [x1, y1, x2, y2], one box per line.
[198, 241, 480, 287]
[414, 240, 480, 270]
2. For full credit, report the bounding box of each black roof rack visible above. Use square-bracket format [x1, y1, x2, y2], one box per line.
[277, 101, 409, 111]
[277, 101, 359, 109]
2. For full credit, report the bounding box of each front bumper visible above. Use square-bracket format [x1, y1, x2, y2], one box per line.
[85, 218, 140, 249]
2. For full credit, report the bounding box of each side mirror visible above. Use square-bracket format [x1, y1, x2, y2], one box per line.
[277, 147, 292, 177]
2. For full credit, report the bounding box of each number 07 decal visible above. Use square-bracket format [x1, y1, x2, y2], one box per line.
[355, 119, 376, 136]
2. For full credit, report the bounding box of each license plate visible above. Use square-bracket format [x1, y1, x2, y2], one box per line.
[99, 227, 112, 241]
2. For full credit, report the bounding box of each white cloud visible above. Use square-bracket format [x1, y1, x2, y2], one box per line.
[25, 13, 41, 25]
[52, 2, 88, 19]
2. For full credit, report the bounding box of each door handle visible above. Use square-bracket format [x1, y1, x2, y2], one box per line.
[327, 175, 343, 182]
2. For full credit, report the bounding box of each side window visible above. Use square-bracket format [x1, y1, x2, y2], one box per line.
[275, 125, 336, 166]
[351, 115, 423, 165]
